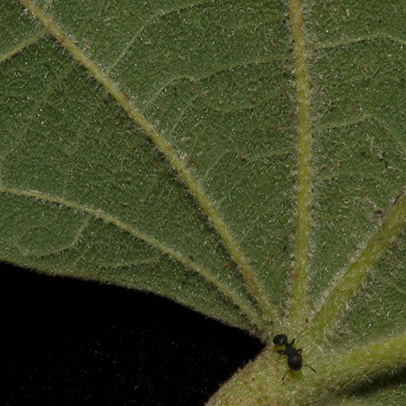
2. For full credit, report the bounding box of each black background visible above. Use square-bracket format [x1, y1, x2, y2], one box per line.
[0, 264, 263, 405]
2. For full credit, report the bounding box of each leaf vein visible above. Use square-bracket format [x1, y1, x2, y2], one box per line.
[287, 0, 313, 328]
[17, 0, 278, 325]
[0, 184, 265, 330]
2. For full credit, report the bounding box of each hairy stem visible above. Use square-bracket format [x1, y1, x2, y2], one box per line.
[208, 330, 406, 405]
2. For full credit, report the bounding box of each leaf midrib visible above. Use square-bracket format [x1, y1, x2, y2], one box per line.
[286, 0, 313, 327]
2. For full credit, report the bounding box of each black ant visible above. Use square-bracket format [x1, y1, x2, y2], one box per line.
[272, 334, 316, 380]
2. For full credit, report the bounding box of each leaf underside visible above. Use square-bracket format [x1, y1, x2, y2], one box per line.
[2, 0, 406, 404]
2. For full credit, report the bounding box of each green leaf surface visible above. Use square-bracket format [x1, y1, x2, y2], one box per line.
[2, 0, 406, 404]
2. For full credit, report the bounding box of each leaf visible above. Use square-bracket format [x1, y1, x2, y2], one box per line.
[1, 0, 406, 404]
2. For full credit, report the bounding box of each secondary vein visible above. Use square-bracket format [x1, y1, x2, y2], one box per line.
[0, 184, 265, 331]
[287, 0, 313, 327]
[0, 29, 46, 64]
[17, 0, 278, 327]
[308, 188, 406, 345]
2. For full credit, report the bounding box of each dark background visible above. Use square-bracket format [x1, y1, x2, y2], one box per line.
[0, 264, 263, 405]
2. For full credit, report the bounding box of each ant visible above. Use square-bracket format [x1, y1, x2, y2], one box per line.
[272, 334, 316, 380]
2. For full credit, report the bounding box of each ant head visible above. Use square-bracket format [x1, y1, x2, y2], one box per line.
[272, 334, 288, 346]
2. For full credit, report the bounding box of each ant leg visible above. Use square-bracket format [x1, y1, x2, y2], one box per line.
[289, 339, 296, 346]
[296, 348, 302, 354]
[281, 370, 290, 381]
[277, 350, 284, 359]
[304, 364, 316, 373]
